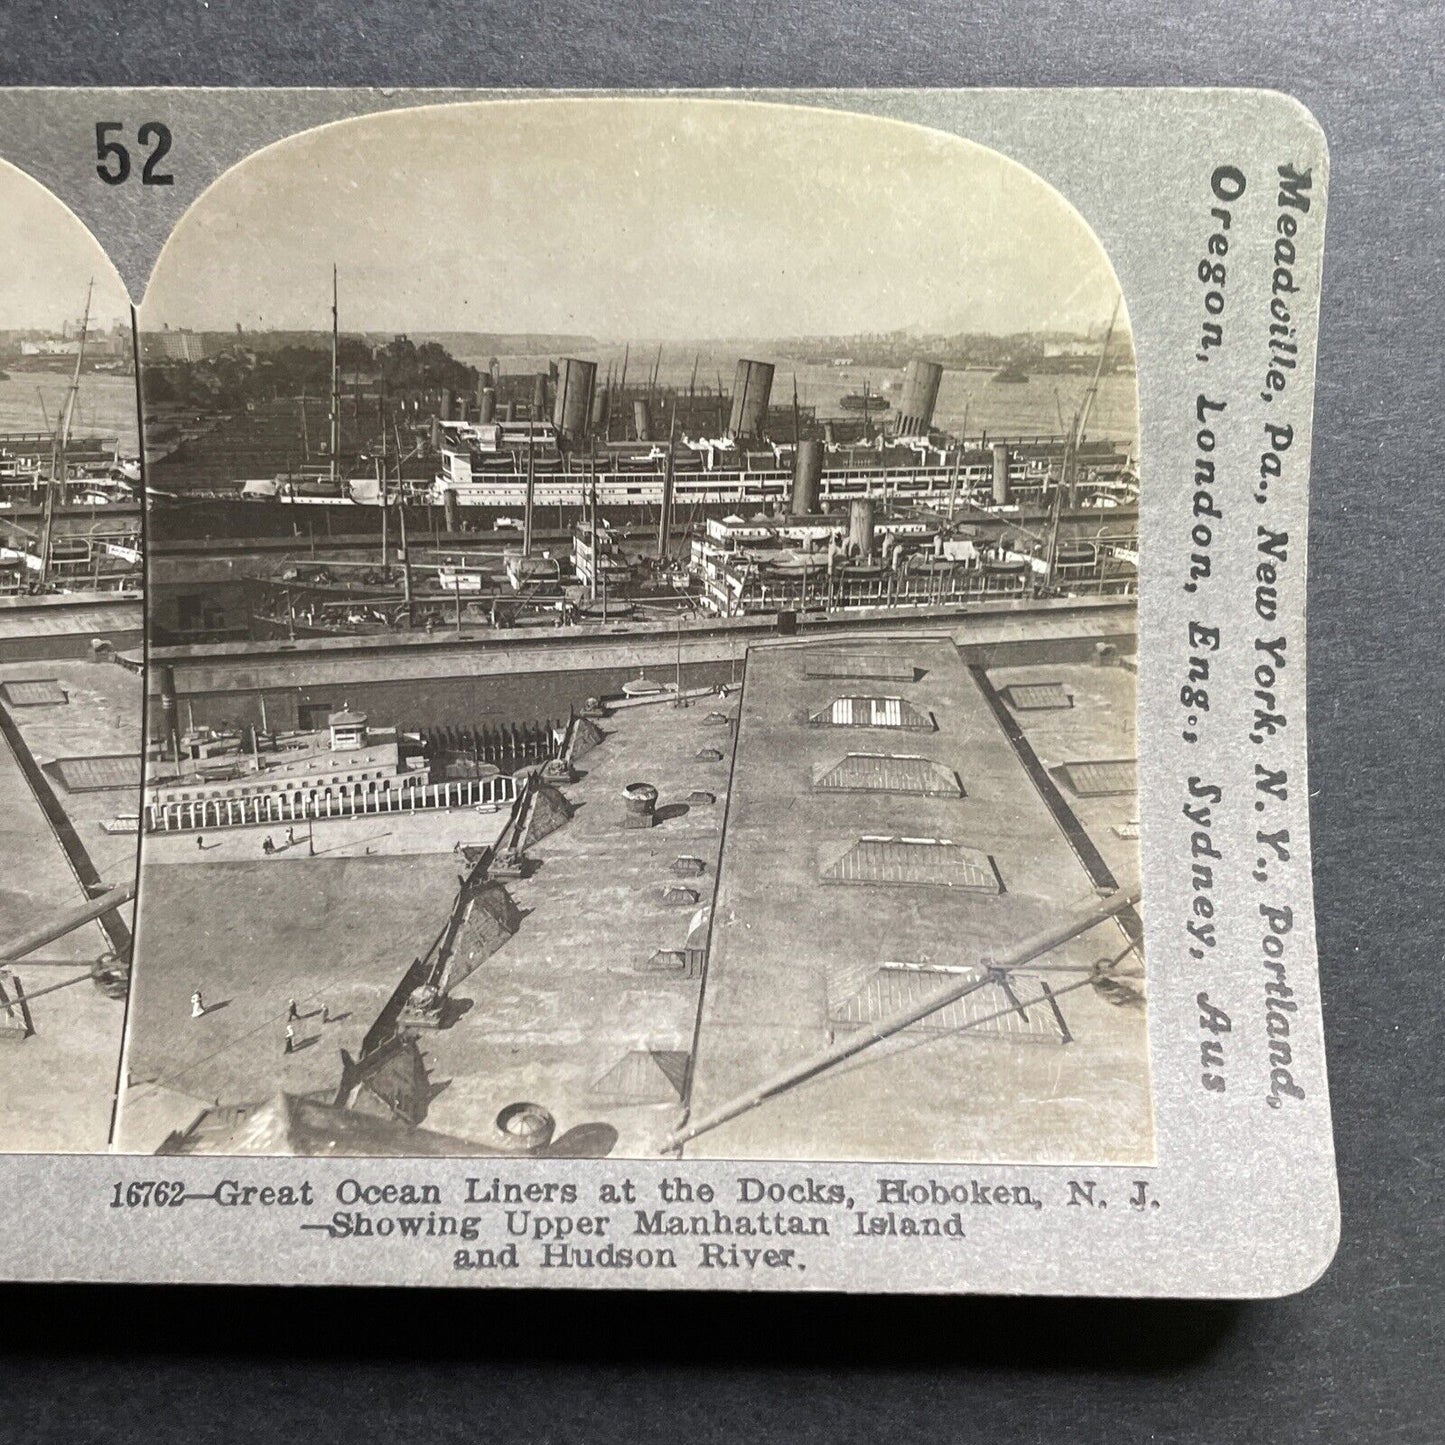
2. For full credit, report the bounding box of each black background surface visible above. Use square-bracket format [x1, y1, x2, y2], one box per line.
[0, 4, 1440, 1440]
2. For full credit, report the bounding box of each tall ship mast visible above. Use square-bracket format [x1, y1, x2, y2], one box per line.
[329, 263, 341, 488]
[37, 279, 94, 588]
[1061, 297, 1121, 509]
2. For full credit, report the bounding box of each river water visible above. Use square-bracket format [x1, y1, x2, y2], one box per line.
[0, 349, 1135, 501]
[461, 350, 1139, 452]
[0, 371, 139, 452]
[0, 355, 1131, 465]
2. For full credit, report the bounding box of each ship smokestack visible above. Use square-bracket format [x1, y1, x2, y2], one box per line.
[992, 442, 1011, 505]
[791, 438, 824, 515]
[896, 359, 944, 436]
[727, 359, 775, 440]
[158, 664, 180, 758]
[532, 372, 548, 418]
[479, 388, 497, 424]
[553, 358, 598, 444]
[633, 399, 653, 442]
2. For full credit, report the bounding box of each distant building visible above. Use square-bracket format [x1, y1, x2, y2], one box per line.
[141, 329, 211, 363]
[20, 337, 81, 358]
[1042, 340, 1098, 359]
[21, 332, 126, 361]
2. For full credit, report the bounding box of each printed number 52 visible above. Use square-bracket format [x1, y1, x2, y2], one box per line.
[95, 121, 173, 186]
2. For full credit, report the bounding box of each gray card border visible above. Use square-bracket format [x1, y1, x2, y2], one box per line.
[0, 87, 1335, 1297]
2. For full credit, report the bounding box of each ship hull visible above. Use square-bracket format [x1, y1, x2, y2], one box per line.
[149, 452, 1135, 544]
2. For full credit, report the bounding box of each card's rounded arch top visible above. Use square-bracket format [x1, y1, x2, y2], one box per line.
[0, 88, 1326, 301]
[137, 94, 1137, 378]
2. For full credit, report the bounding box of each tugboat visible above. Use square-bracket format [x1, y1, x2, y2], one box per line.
[992, 364, 1030, 384]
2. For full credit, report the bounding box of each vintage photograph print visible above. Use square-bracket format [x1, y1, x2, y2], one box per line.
[0, 162, 143, 1151]
[125, 99, 1147, 1163]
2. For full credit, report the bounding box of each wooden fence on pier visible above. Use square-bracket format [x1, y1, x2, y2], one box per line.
[145, 771, 518, 834]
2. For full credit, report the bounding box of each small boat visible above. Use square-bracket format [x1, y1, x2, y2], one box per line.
[839, 392, 890, 412]
[992, 365, 1030, 384]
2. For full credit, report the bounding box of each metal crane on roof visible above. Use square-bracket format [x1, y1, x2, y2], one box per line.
[665, 885, 1142, 1151]
[0, 882, 136, 1037]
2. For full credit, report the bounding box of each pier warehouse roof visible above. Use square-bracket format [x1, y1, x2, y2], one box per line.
[681, 636, 1149, 1164]
[387, 634, 1144, 1163]
[412, 693, 738, 1157]
[122, 625, 1143, 1160]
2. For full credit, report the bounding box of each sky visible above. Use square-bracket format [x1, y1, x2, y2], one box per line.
[143, 98, 1127, 342]
[0, 161, 130, 332]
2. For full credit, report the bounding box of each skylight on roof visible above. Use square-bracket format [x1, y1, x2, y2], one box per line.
[829, 965, 1068, 1042]
[820, 836, 1001, 891]
[813, 753, 962, 797]
[809, 696, 933, 730]
[0, 679, 67, 707]
[50, 754, 142, 792]
[804, 652, 916, 681]
[1056, 759, 1138, 797]
[1003, 682, 1072, 711]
